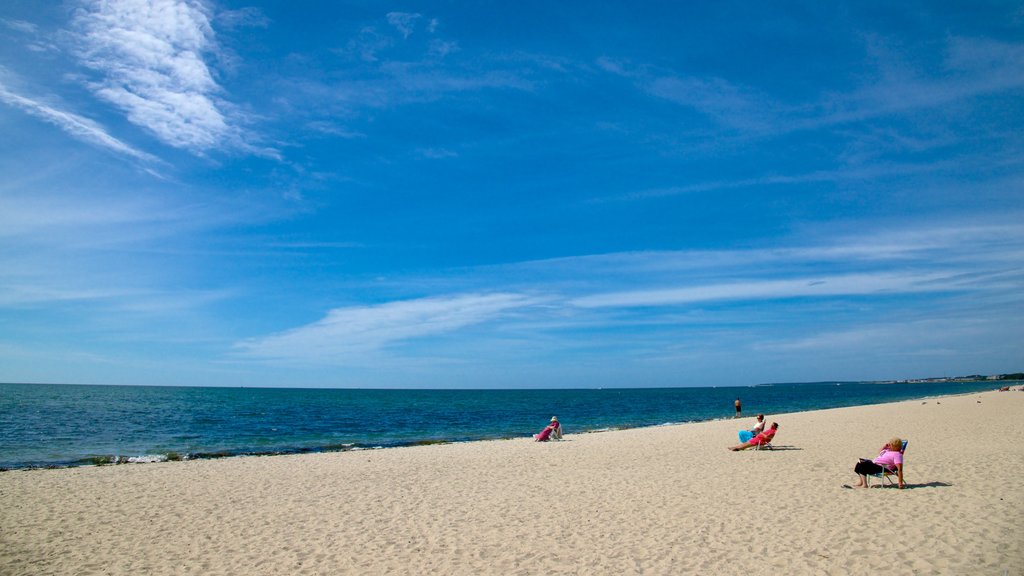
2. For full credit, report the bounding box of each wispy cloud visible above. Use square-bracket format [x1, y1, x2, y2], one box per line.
[418, 147, 457, 159]
[305, 121, 365, 139]
[230, 218, 1024, 367]
[308, 13, 531, 114]
[819, 36, 1024, 124]
[344, 25, 394, 63]
[792, 35, 1024, 134]
[214, 6, 269, 29]
[591, 159, 967, 203]
[0, 81, 158, 163]
[599, 35, 1024, 140]
[646, 75, 778, 131]
[300, 66, 533, 112]
[570, 272, 960, 308]
[235, 293, 542, 362]
[386, 12, 421, 39]
[71, 0, 269, 156]
[1, 18, 38, 33]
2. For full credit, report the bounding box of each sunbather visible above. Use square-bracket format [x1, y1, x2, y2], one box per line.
[729, 422, 778, 451]
[534, 416, 562, 441]
[738, 413, 765, 442]
[852, 437, 905, 489]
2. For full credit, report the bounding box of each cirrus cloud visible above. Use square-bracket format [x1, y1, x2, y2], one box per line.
[235, 293, 541, 363]
[71, 0, 269, 156]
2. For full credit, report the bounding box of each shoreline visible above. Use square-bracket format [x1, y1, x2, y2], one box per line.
[3, 389, 1022, 575]
[1, 382, 1012, 472]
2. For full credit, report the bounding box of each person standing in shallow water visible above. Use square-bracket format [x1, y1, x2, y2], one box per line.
[734, 398, 742, 418]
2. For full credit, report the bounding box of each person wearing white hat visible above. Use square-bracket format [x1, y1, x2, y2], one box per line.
[534, 416, 562, 441]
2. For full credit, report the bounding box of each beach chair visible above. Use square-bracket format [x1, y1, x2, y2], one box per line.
[754, 432, 775, 450]
[867, 440, 907, 487]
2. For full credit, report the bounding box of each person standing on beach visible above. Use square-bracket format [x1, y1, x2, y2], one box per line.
[734, 398, 742, 418]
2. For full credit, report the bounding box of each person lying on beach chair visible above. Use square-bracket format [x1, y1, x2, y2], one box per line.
[728, 422, 778, 451]
[534, 416, 562, 441]
[851, 437, 905, 489]
[737, 413, 765, 443]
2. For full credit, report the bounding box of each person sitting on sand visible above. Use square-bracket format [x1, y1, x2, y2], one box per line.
[729, 422, 778, 451]
[738, 414, 765, 443]
[534, 416, 562, 442]
[852, 437, 905, 489]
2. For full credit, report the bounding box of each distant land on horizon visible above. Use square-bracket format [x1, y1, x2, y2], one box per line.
[875, 372, 1024, 384]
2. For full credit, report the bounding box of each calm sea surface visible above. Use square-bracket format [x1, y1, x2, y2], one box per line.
[0, 381, 1005, 469]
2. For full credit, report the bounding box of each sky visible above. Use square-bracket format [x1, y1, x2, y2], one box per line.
[1, 1, 1022, 389]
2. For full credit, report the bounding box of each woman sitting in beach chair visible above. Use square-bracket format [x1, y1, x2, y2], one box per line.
[534, 416, 562, 442]
[738, 414, 766, 443]
[852, 437, 905, 489]
[729, 422, 778, 451]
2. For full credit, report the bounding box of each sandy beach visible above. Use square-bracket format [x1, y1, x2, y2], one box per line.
[1, 389, 1021, 575]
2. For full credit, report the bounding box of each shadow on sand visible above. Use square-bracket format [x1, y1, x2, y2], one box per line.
[903, 481, 952, 489]
[842, 481, 953, 490]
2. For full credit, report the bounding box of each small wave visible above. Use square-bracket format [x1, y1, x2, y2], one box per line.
[124, 454, 169, 464]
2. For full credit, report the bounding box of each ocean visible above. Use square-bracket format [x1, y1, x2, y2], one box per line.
[0, 380, 1005, 470]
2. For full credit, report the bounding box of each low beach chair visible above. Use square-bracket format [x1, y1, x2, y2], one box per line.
[867, 440, 907, 487]
[754, 433, 775, 450]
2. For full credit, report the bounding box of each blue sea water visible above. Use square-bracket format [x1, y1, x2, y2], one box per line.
[0, 380, 1006, 469]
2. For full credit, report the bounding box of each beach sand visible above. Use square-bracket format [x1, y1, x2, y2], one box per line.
[2, 389, 1022, 575]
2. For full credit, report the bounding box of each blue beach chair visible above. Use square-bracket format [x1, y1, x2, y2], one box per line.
[867, 440, 907, 487]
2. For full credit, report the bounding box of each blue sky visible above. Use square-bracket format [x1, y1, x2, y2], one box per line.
[1, 1, 1022, 388]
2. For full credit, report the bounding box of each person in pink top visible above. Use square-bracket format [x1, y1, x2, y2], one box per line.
[852, 437, 905, 489]
[534, 416, 562, 442]
[728, 422, 778, 451]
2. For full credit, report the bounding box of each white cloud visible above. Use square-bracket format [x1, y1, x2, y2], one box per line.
[428, 39, 458, 58]
[646, 75, 775, 130]
[600, 35, 1024, 142]
[799, 36, 1024, 131]
[595, 56, 635, 77]
[0, 81, 158, 163]
[569, 272, 956, 308]
[72, 0, 263, 155]
[418, 147, 457, 159]
[2, 18, 37, 33]
[215, 7, 269, 29]
[386, 12, 421, 38]
[236, 293, 540, 362]
[305, 120, 365, 139]
[345, 25, 393, 62]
